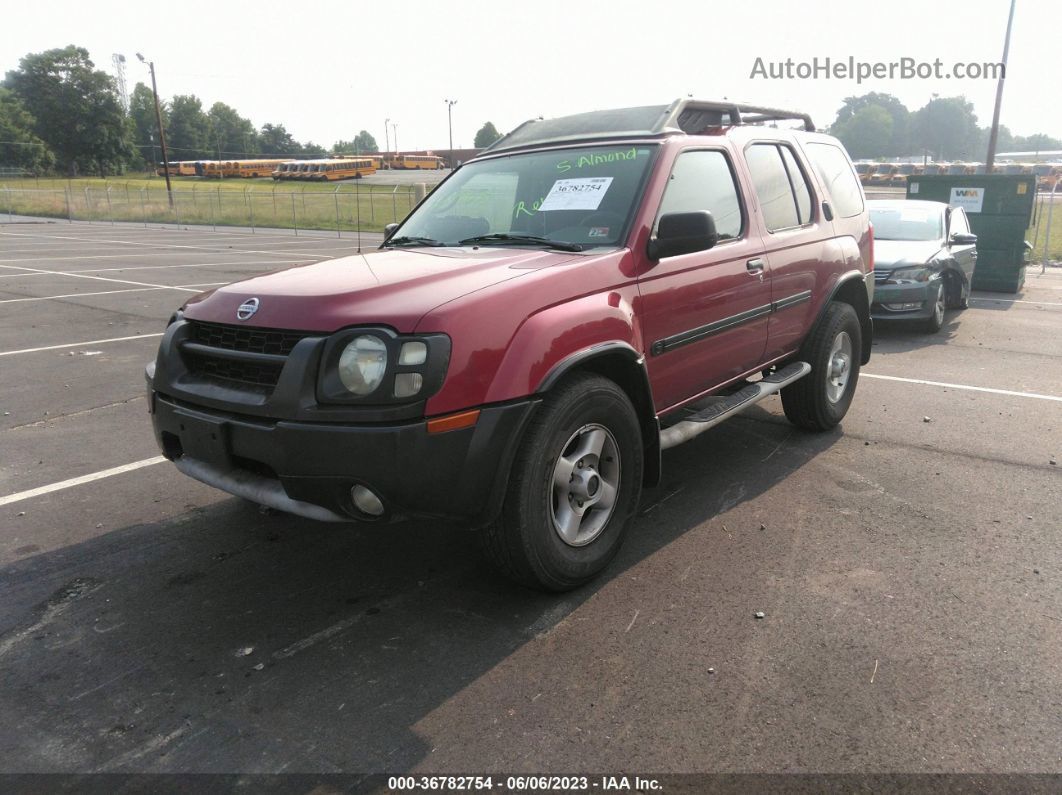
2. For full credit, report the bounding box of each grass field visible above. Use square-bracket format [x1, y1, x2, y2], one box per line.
[0, 174, 425, 232]
[1, 175, 1061, 257]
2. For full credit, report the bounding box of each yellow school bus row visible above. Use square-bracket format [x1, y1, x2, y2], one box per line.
[156, 152, 445, 180]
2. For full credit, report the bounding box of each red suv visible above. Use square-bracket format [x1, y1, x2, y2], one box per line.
[148, 100, 873, 591]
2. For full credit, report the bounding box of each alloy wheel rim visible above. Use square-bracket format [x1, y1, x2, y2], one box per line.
[550, 423, 621, 547]
[825, 331, 853, 404]
[935, 288, 946, 324]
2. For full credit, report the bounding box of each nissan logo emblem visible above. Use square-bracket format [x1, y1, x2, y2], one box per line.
[236, 297, 260, 321]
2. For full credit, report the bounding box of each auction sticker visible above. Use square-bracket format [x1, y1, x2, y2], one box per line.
[538, 177, 613, 211]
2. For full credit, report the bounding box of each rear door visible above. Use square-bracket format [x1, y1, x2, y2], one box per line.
[637, 147, 772, 412]
[744, 141, 836, 359]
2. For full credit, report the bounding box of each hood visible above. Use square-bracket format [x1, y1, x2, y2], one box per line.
[181, 246, 582, 332]
[874, 239, 944, 270]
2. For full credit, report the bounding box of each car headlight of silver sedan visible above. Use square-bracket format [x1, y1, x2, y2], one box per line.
[888, 266, 932, 284]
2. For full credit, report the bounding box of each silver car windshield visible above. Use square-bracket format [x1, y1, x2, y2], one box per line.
[870, 207, 943, 241]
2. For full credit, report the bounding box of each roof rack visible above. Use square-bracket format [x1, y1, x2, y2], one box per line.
[483, 99, 815, 154]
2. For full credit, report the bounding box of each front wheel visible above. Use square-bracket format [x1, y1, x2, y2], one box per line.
[479, 373, 643, 591]
[923, 281, 946, 333]
[781, 302, 862, 431]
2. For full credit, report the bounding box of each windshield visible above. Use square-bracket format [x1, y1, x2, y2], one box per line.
[870, 207, 943, 241]
[898, 165, 917, 174]
[948, 165, 968, 174]
[392, 145, 656, 248]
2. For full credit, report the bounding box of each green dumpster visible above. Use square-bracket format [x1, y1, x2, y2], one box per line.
[906, 173, 1035, 292]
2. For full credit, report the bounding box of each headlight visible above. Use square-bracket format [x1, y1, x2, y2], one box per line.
[338, 335, 388, 395]
[889, 267, 931, 284]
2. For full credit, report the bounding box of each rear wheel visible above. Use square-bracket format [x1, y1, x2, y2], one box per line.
[479, 373, 643, 591]
[781, 302, 861, 431]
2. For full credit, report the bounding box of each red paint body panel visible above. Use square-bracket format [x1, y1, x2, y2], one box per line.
[175, 126, 871, 420]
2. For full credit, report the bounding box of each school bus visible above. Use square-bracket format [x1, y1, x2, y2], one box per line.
[888, 163, 922, 187]
[230, 159, 290, 178]
[1003, 163, 1034, 176]
[868, 162, 899, 185]
[272, 161, 300, 180]
[947, 162, 976, 176]
[196, 161, 224, 178]
[921, 163, 946, 176]
[1033, 163, 1062, 192]
[156, 161, 197, 177]
[307, 158, 376, 181]
[391, 154, 444, 170]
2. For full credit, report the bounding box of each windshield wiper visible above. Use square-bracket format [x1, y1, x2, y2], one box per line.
[458, 233, 584, 252]
[383, 235, 444, 247]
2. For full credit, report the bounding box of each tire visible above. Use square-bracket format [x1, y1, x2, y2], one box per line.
[479, 373, 643, 591]
[781, 302, 862, 431]
[944, 273, 969, 310]
[923, 281, 946, 333]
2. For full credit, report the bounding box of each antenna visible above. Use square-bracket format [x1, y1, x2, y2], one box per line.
[111, 53, 129, 111]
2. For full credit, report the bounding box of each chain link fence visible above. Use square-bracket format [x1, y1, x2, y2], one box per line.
[0, 183, 423, 236]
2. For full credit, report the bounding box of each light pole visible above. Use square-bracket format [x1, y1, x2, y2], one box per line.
[985, 0, 1017, 171]
[384, 117, 391, 160]
[445, 99, 457, 169]
[392, 122, 398, 157]
[136, 53, 173, 207]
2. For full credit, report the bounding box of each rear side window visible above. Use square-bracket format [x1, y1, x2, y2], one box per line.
[745, 144, 811, 231]
[805, 142, 865, 218]
[656, 150, 743, 240]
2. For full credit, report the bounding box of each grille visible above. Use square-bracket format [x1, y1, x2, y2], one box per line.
[183, 320, 315, 391]
[189, 320, 310, 356]
[183, 351, 284, 388]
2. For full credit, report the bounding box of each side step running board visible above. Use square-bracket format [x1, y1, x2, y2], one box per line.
[659, 362, 811, 450]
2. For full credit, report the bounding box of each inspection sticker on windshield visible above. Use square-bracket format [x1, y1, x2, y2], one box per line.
[538, 177, 613, 211]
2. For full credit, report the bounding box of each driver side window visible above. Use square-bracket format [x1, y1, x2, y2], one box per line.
[655, 150, 743, 240]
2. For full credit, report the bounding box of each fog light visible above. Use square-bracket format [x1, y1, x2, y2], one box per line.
[351, 485, 384, 517]
[394, 372, 423, 398]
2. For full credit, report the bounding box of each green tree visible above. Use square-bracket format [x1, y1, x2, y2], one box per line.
[833, 92, 910, 155]
[167, 95, 211, 160]
[911, 96, 980, 161]
[353, 130, 378, 153]
[474, 121, 501, 148]
[4, 45, 131, 175]
[1012, 133, 1062, 152]
[258, 123, 300, 156]
[831, 105, 893, 159]
[128, 82, 164, 169]
[300, 140, 327, 157]
[208, 102, 257, 158]
[0, 87, 55, 171]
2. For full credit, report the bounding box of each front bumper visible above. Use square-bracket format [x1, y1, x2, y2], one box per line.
[871, 280, 937, 321]
[150, 392, 537, 524]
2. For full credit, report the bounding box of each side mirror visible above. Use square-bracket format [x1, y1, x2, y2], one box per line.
[647, 211, 719, 261]
[383, 223, 400, 240]
[950, 232, 977, 246]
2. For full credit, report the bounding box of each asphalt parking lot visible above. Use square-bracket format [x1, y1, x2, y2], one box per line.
[0, 219, 1059, 776]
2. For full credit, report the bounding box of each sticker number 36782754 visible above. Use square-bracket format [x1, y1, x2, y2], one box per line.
[537, 177, 614, 212]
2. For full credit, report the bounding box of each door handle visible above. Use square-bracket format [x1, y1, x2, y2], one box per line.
[746, 258, 765, 274]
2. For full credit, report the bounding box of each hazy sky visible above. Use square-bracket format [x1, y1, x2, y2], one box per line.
[4, 0, 1059, 152]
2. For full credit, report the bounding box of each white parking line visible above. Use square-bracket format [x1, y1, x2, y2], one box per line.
[0, 263, 216, 293]
[0, 457, 167, 508]
[862, 373, 1062, 402]
[0, 230, 343, 259]
[0, 259, 316, 278]
[971, 297, 1062, 307]
[0, 333, 163, 357]
[0, 283, 226, 304]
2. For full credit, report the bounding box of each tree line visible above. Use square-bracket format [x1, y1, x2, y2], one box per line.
[0, 46, 387, 176]
[829, 91, 1061, 161]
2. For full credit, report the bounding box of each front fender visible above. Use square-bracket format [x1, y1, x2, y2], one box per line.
[483, 286, 644, 404]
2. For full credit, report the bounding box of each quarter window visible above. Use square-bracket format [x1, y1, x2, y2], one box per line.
[805, 142, 865, 218]
[655, 150, 743, 240]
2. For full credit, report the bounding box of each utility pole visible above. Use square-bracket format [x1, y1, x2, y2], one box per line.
[137, 53, 173, 207]
[985, 0, 1017, 171]
[445, 99, 457, 169]
[392, 122, 398, 157]
[384, 117, 390, 158]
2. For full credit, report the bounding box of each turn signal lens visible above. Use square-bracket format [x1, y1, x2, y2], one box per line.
[426, 409, 480, 434]
[399, 341, 427, 366]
